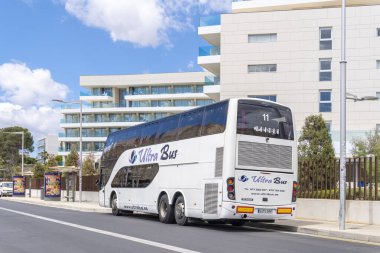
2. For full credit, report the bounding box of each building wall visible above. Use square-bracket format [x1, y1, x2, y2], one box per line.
[220, 5, 380, 150]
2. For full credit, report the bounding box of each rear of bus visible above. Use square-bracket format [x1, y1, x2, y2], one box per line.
[222, 98, 297, 221]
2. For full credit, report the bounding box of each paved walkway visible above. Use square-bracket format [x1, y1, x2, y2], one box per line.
[2, 197, 379, 244]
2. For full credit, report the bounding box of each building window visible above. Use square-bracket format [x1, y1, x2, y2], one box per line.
[248, 33, 277, 43]
[320, 90, 332, 112]
[248, 64, 277, 73]
[377, 60, 380, 69]
[320, 59, 332, 81]
[320, 27, 332, 50]
[249, 95, 277, 102]
[325, 121, 332, 132]
[377, 92, 380, 99]
[377, 124, 380, 133]
[377, 28, 380, 37]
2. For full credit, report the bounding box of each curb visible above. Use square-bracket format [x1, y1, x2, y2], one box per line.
[296, 226, 380, 244]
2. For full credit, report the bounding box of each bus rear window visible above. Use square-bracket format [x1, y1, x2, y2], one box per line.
[237, 101, 294, 140]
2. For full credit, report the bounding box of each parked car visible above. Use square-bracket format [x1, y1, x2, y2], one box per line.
[0, 182, 13, 197]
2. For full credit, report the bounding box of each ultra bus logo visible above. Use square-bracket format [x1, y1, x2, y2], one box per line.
[238, 175, 249, 182]
[129, 144, 179, 165]
[129, 150, 137, 164]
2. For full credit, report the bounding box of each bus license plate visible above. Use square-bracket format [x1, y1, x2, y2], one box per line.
[257, 209, 275, 214]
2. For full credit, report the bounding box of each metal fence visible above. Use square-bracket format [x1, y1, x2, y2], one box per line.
[298, 157, 379, 201]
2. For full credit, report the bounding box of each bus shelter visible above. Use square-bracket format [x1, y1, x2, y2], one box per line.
[49, 166, 79, 202]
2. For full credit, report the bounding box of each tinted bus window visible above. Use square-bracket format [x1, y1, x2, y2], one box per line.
[177, 108, 204, 140]
[202, 101, 228, 136]
[156, 115, 180, 143]
[111, 164, 159, 188]
[126, 127, 142, 149]
[141, 122, 158, 146]
[237, 100, 294, 140]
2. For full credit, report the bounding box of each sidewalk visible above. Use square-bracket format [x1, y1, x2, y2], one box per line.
[2, 197, 380, 244]
[2, 196, 110, 213]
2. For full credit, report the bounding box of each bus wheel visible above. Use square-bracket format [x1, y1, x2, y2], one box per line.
[158, 195, 174, 224]
[174, 195, 188, 226]
[111, 194, 121, 216]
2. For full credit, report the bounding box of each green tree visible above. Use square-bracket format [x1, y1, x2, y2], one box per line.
[298, 114, 335, 162]
[82, 154, 96, 176]
[0, 126, 34, 177]
[351, 129, 380, 157]
[25, 157, 37, 165]
[55, 155, 63, 166]
[65, 150, 79, 167]
[33, 163, 45, 178]
[40, 151, 49, 164]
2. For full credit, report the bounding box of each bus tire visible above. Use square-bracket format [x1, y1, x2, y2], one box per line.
[158, 194, 174, 224]
[111, 193, 121, 216]
[174, 195, 188, 226]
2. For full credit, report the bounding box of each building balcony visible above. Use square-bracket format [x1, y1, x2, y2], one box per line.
[198, 15, 221, 46]
[198, 46, 220, 75]
[79, 91, 113, 102]
[231, 0, 379, 13]
[124, 93, 210, 101]
[204, 76, 220, 101]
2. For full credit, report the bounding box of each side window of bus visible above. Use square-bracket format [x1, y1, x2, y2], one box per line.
[177, 108, 204, 140]
[126, 127, 141, 149]
[111, 164, 159, 188]
[156, 115, 180, 144]
[202, 101, 228, 136]
[141, 122, 158, 146]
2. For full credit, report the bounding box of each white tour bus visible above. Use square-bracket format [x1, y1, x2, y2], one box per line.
[98, 98, 297, 226]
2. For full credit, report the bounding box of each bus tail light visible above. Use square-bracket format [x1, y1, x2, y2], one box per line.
[227, 177, 235, 200]
[237, 206, 254, 213]
[277, 208, 292, 214]
[292, 181, 298, 202]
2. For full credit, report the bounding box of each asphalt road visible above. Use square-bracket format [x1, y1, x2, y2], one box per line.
[0, 200, 379, 253]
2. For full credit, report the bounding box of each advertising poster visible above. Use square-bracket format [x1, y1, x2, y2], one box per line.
[44, 172, 62, 198]
[12, 176, 26, 196]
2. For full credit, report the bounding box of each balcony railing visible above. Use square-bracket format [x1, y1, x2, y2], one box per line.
[199, 15, 221, 27]
[205, 76, 220, 85]
[80, 91, 113, 97]
[59, 132, 109, 138]
[199, 46, 220, 57]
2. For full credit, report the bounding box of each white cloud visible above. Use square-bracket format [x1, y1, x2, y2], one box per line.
[0, 104, 62, 139]
[0, 62, 69, 141]
[187, 60, 195, 69]
[62, 0, 232, 47]
[0, 62, 69, 107]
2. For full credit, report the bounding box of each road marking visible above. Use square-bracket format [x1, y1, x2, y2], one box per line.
[0, 207, 201, 253]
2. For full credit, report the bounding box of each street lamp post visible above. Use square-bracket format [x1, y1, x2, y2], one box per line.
[53, 99, 83, 202]
[3, 131, 24, 176]
[339, 0, 347, 231]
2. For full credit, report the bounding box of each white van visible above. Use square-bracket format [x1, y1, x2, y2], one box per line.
[0, 182, 13, 197]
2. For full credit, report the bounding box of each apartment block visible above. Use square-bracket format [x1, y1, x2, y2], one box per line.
[198, 0, 380, 153]
[57, 72, 216, 160]
[37, 135, 59, 163]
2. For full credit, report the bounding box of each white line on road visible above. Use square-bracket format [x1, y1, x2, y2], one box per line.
[0, 207, 201, 253]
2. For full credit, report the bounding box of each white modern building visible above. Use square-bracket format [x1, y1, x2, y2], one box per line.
[57, 72, 216, 160]
[37, 135, 59, 163]
[198, 0, 380, 153]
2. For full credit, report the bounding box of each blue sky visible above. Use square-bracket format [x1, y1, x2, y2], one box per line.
[0, 0, 230, 142]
